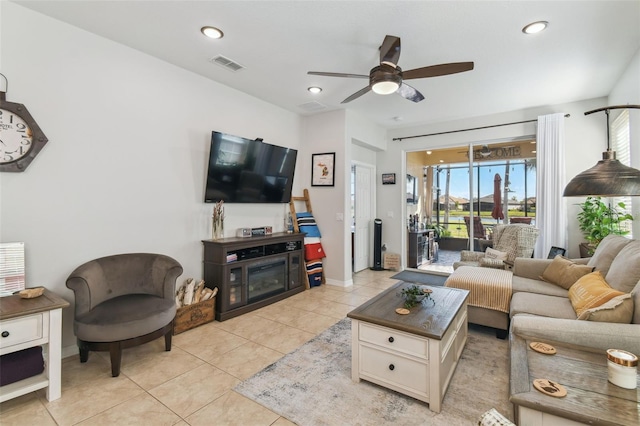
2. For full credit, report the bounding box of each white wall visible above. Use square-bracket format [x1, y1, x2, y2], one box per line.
[0, 2, 303, 352]
[300, 110, 348, 285]
[608, 47, 640, 238]
[385, 98, 608, 261]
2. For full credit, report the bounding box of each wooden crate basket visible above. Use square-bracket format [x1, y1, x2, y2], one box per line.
[173, 297, 215, 335]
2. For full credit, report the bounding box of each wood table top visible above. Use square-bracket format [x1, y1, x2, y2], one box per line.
[510, 334, 640, 426]
[0, 289, 69, 320]
[347, 281, 469, 340]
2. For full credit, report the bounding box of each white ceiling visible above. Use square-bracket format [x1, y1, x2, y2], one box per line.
[14, 1, 640, 129]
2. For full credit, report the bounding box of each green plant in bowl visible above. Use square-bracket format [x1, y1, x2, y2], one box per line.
[400, 285, 435, 309]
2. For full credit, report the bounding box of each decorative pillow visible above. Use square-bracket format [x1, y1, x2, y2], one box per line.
[568, 272, 626, 317]
[480, 257, 505, 268]
[604, 240, 640, 293]
[539, 256, 595, 290]
[485, 248, 508, 260]
[478, 408, 515, 426]
[577, 294, 634, 323]
[587, 235, 631, 276]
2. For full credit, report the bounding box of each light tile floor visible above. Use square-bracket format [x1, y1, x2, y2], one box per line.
[0, 268, 405, 426]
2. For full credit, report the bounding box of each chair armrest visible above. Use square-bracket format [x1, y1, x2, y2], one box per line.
[511, 314, 640, 355]
[460, 250, 485, 262]
[151, 255, 184, 300]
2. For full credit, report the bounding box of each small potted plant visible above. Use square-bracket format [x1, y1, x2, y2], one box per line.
[400, 285, 435, 309]
[576, 196, 633, 256]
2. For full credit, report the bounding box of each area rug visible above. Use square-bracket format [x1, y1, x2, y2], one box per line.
[234, 318, 512, 425]
[390, 270, 448, 286]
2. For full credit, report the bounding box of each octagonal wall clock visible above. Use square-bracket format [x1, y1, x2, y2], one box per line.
[0, 89, 49, 172]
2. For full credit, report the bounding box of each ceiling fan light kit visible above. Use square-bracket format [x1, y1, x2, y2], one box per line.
[307, 35, 474, 104]
[563, 105, 640, 197]
[370, 65, 401, 95]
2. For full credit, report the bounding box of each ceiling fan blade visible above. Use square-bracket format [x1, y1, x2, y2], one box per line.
[397, 83, 425, 103]
[341, 86, 371, 104]
[403, 62, 474, 80]
[379, 35, 401, 66]
[308, 71, 368, 79]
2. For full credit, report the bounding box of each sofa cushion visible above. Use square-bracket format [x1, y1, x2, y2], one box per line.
[74, 294, 176, 342]
[605, 240, 640, 293]
[587, 235, 632, 276]
[540, 256, 595, 290]
[633, 284, 640, 325]
[568, 272, 626, 317]
[512, 275, 569, 297]
[577, 294, 633, 323]
[510, 293, 576, 319]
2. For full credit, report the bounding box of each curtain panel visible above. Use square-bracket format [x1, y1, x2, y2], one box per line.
[535, 113, 567, 258]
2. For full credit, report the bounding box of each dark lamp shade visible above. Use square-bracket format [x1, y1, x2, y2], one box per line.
[563, 150, 640, 196]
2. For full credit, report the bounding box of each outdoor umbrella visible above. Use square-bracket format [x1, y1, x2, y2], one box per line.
[491, 173, 504, 221]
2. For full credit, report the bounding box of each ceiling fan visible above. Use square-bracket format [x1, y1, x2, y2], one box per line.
[308, 35, 474, 104]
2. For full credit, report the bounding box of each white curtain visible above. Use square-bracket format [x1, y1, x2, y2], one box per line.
[535, 113, 567, 258]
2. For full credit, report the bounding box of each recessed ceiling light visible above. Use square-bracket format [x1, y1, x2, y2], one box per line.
[201, 26, 224, 39]
[522, 21, 548, 34]
[426, 151, 432, 155]
[307, 86, 322, 94]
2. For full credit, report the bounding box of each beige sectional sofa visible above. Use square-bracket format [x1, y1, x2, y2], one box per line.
[509, 234, 640, 356]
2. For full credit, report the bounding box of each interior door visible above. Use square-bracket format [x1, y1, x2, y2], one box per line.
[354, 163, 374, 272]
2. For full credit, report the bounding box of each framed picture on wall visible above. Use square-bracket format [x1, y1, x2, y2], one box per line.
[406, 174, 417, 204]
[311, 152, 335, 186]
[382, 173, 396, 184]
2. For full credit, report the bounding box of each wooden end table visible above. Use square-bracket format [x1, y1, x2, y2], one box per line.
[510, 334, 640, 425]
[0, 289, 69, 402]
[347, 281, 469, 413]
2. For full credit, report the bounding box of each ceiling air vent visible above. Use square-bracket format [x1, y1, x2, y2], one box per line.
[298, 101, 327, 112]
[209, 55, 245, 72]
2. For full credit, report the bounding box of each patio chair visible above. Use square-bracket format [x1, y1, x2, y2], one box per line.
[464, 216, 490, 251]
[453, 223, 539, 270]
[510, 217, 532, 224]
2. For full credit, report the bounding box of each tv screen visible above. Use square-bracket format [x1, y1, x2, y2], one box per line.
[204, 131, 297, 203]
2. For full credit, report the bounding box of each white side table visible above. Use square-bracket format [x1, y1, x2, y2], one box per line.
[0, 289, 69, 402]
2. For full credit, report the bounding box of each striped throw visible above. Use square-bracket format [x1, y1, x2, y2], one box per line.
[445, 266, 513, 313]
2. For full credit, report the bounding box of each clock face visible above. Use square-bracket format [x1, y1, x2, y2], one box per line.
[0, 108, 33, 164]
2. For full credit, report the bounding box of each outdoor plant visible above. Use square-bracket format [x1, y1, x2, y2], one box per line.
[400, 285, 435, 309]
[426, 223, 446, 239]
[577, 196, 633, 254]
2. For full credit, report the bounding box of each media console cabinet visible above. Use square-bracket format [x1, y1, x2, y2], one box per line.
[203, 232, 305, 321]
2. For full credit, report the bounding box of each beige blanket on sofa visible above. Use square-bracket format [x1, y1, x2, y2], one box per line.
[445, 266, 513, 313]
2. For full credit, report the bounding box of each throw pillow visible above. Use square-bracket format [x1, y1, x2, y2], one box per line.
[479, 257, 505, 268]
[577, 294, 634, 323]
[568, 272, 626, 317]
[540, 256, 595, 290]
[587, 235, 631, 277]
[485, 248, 508, 260]
[604, 240, 640, 294]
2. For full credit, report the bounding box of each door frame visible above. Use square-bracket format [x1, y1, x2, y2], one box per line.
[351, 160, 376, 273]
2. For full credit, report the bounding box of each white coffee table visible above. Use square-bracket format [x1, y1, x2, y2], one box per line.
[347, 281, 469, 413]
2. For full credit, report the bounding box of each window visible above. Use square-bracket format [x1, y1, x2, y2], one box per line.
[611, 110, 632, 237]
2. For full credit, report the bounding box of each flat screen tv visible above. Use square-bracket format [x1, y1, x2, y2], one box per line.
[204, 131, 297, 203]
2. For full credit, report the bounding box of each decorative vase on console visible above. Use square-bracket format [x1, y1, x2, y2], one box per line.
[212, 200, 224, 240]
